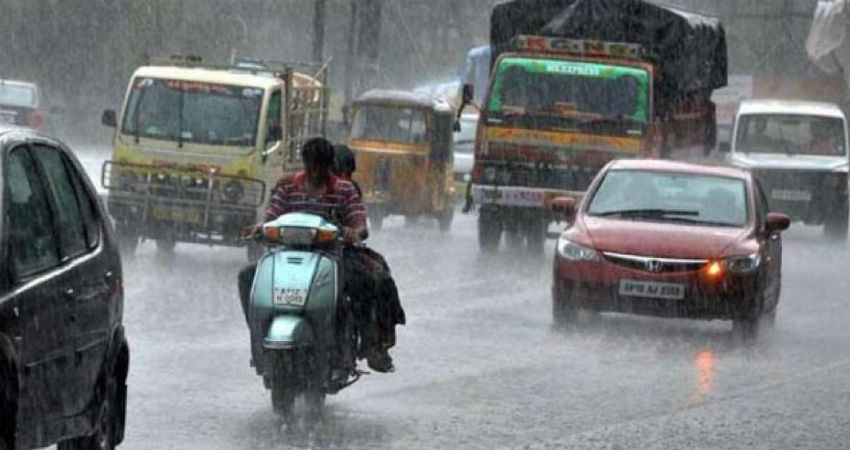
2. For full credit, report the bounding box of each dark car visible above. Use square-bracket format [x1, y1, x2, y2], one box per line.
[551, 159, 790, 339]
[0, 81, 47, 133]
[0, 125, 128, 450]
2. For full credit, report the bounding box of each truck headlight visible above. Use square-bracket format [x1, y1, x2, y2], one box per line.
[557, 237, 599, 261]
[222, 180, 244, 203]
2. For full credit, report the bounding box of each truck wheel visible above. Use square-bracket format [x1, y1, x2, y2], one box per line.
[824, 204, 848, 242]
[478, 212, 501, 253]
[115, 224, 138, 256]
[155, 239, 176, 254]
[437, 208, 454, 233]
[524, 218, 546, 254]
[58, 371, 119, 450]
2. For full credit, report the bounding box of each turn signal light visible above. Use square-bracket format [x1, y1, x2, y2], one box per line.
[263, 226, 281, 242]
[704, 261, 724, 279]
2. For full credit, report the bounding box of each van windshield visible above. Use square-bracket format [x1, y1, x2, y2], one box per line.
[735, 114, 847, 156]
[122, 77, 262, 147]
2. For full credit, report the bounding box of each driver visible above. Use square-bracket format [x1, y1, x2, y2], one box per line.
[237, 137, 395, 372]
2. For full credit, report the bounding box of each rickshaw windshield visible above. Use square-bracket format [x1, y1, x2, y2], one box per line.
[350, 105, 428, 144]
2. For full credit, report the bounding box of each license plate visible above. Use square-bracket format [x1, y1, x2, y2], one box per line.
[150, 207, 202, 223]
[771, 189, 811, 202]
[618, 279, 685, 300]
[273, 288, 308, 307]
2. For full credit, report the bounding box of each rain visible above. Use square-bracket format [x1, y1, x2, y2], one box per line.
[1, 1, 848, 449]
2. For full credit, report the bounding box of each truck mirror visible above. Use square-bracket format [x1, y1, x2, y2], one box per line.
[267, 124, 283, 142]
[462, 84, 474, 105]
[101, 109, 117, 128]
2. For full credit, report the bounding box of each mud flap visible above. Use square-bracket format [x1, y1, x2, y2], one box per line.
[264, 316, 314, 350]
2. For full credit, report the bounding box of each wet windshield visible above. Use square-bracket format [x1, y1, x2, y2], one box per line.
[488, 57, 650, 124]
[736, 114, 847, 155]
[588, 170, 749, 227]
[0, 83, 37, 107]
[350, 105, 427, 144]
[122, 77, 262, 146]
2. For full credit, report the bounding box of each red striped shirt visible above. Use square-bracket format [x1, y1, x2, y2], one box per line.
[265, 172, 367, 230]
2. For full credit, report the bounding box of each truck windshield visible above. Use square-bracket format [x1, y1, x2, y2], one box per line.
[487, 57, 649, 124]
[735, 114, 847, 156]
[350, 105, 427, 144]
[122, 77, 262, 147]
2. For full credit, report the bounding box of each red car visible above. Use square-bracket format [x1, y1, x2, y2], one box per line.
[551, 159, 790, 338]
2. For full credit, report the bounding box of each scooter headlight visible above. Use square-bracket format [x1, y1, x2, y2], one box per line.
[557, 237, 599, 262]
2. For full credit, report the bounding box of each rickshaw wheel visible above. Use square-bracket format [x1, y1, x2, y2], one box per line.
[370, 211, 384, 231]
[438, 208, 454, 232]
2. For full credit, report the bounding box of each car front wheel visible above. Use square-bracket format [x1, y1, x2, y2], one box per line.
[58, 373, 119, 450]
[552, 290, 579, 327]
[824, 202, 848, 242]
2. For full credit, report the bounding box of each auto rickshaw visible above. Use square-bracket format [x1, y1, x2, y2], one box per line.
[348, 89, 456, 231]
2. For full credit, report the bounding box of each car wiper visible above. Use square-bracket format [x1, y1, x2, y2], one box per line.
[595, 208, 700, 218]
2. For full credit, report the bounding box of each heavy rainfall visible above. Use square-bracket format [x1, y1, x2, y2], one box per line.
[0, 0, 849, 449]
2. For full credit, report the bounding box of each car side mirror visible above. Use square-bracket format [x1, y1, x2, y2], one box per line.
[550, 196, 577, 217]
[101, 109, 117, 128]
[765, 212, 790, 233]
[453, 119, 461, 133]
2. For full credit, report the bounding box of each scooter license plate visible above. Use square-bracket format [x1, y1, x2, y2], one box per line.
[274, 288, 307, 307]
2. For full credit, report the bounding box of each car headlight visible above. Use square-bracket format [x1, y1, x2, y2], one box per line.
[724, 253, 761, 274]
[557, 237, 599, 261]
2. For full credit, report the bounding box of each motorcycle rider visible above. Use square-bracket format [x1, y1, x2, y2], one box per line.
[238, 137, 396, 372]
[334, 144, 406, 356]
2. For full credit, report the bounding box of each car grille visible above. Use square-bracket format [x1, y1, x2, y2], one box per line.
[603, 252, 707, 274]
[752, 169, 825, 193]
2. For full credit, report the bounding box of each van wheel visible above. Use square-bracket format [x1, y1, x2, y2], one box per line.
[58, 372, 118, 450]
[824, 204, 848, 242]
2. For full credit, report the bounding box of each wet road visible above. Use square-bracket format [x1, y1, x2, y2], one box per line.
[74, 147, 850, 450]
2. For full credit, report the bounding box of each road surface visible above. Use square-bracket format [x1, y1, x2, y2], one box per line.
[73, 146, 850, 450]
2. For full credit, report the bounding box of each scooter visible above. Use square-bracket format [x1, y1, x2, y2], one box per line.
[248, 212, 361, 420]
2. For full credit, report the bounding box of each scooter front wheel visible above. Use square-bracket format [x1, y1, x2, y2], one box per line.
[268, 352, 297, 419]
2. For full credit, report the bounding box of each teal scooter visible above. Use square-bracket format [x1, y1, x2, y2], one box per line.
[248, 212, 361, 419]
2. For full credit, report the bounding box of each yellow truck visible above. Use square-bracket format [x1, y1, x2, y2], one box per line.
[100, 55, 328, 257]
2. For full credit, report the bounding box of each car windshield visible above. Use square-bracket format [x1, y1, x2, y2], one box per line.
[122, 77, 262, 147]
[588, 170, 749, 227]
[487, 57, 650, 125]
[735, 114, 848, 156]
[350, 105, 427, 144]
[0, 83, 37, 107]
